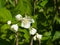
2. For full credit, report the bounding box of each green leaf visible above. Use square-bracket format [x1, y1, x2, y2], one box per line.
[52, 31, 60, 41]
[43, 31, 51, 36]
[24, 33, 30, 42]
[1, 24, 10, 33]
[32, 15, 37, 28]
[15, 0, 32, 15]
[0, 34, 6, 39]
[40, 0, 48, 7]
[9, 35, 14, 40]
[19, 29, 30, 42]
[42, 36, 50, 40]
[9, 0, 15, 7]
[0, 0, 6, 8]
[42, 31, 51, 40]
[0, 8, 12, 23]
[54, 13, 60, 24]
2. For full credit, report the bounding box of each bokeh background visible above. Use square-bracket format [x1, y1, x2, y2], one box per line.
[0, 0, 60, 45]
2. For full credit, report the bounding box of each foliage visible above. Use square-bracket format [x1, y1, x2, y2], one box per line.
[0, 0, 60, 45]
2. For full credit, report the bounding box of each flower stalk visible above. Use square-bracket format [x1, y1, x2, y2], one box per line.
[38, 40, 41, 45]
[16, 32, 18, 45]
[30, 36, 33, 45]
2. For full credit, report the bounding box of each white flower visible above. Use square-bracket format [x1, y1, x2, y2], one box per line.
[29, 28, 37, 35]
[11, 24, 18, 32]
[21, 20, 31, 28]
[33, 35, 36, 41]
[36, 33, 42, 40]
[21, 15, 34, 28]
[7, 20, 11, 25]
[33, 33, 42, 41]
[15, 14, 22, 21]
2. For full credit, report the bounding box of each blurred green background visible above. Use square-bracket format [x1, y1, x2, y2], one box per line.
[0, 0, 60, 45]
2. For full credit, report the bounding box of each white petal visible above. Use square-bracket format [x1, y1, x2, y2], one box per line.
[21, 21, 31, 28]
[23, 23, 30, 28]
[15, 14, 22, 21]
[21, 22, 24, 27]
[30, 28, 37, 35]
[36, 33, 42, 40]
[11, 24, 18, 32]
[31, 19, 35, 23]
[21, 17, 31, 28]
[33, 35, 36, 41]
[7, 20, 11, 25]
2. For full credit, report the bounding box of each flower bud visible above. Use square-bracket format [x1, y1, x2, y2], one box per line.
[11, 24, 18, 32]
[15, 14, 22, 21]
[7, 20, 11, 25]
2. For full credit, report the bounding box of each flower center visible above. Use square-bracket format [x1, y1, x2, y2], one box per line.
[23, 19, 29, 25]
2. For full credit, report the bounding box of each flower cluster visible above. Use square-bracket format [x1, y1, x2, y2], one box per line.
[7, 14, 42, 42]
[29, 28, 42, 41]
[7, 14, 35, 32]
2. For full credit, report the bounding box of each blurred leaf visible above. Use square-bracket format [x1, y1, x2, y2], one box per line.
[9, 35, 14, 40]
[52, 31, 60, 41]
[15, 0, 32, 15]
[0, 0, 6, 8]
[41, 21, 48, 27]
[42, 31, 51, 40]
[40, 0, 48, 7]
[1, 34, 6, 39]
[1, 24, 9, 33]
[32, 15, 38, 28]
[43, 31, 51, 36]
[0, 8, 12, 23]
[19, 29, 30, 42]
[9, 0, 15, 7]
[47, 7, 53, 14]
[54, 14, 60, 24]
